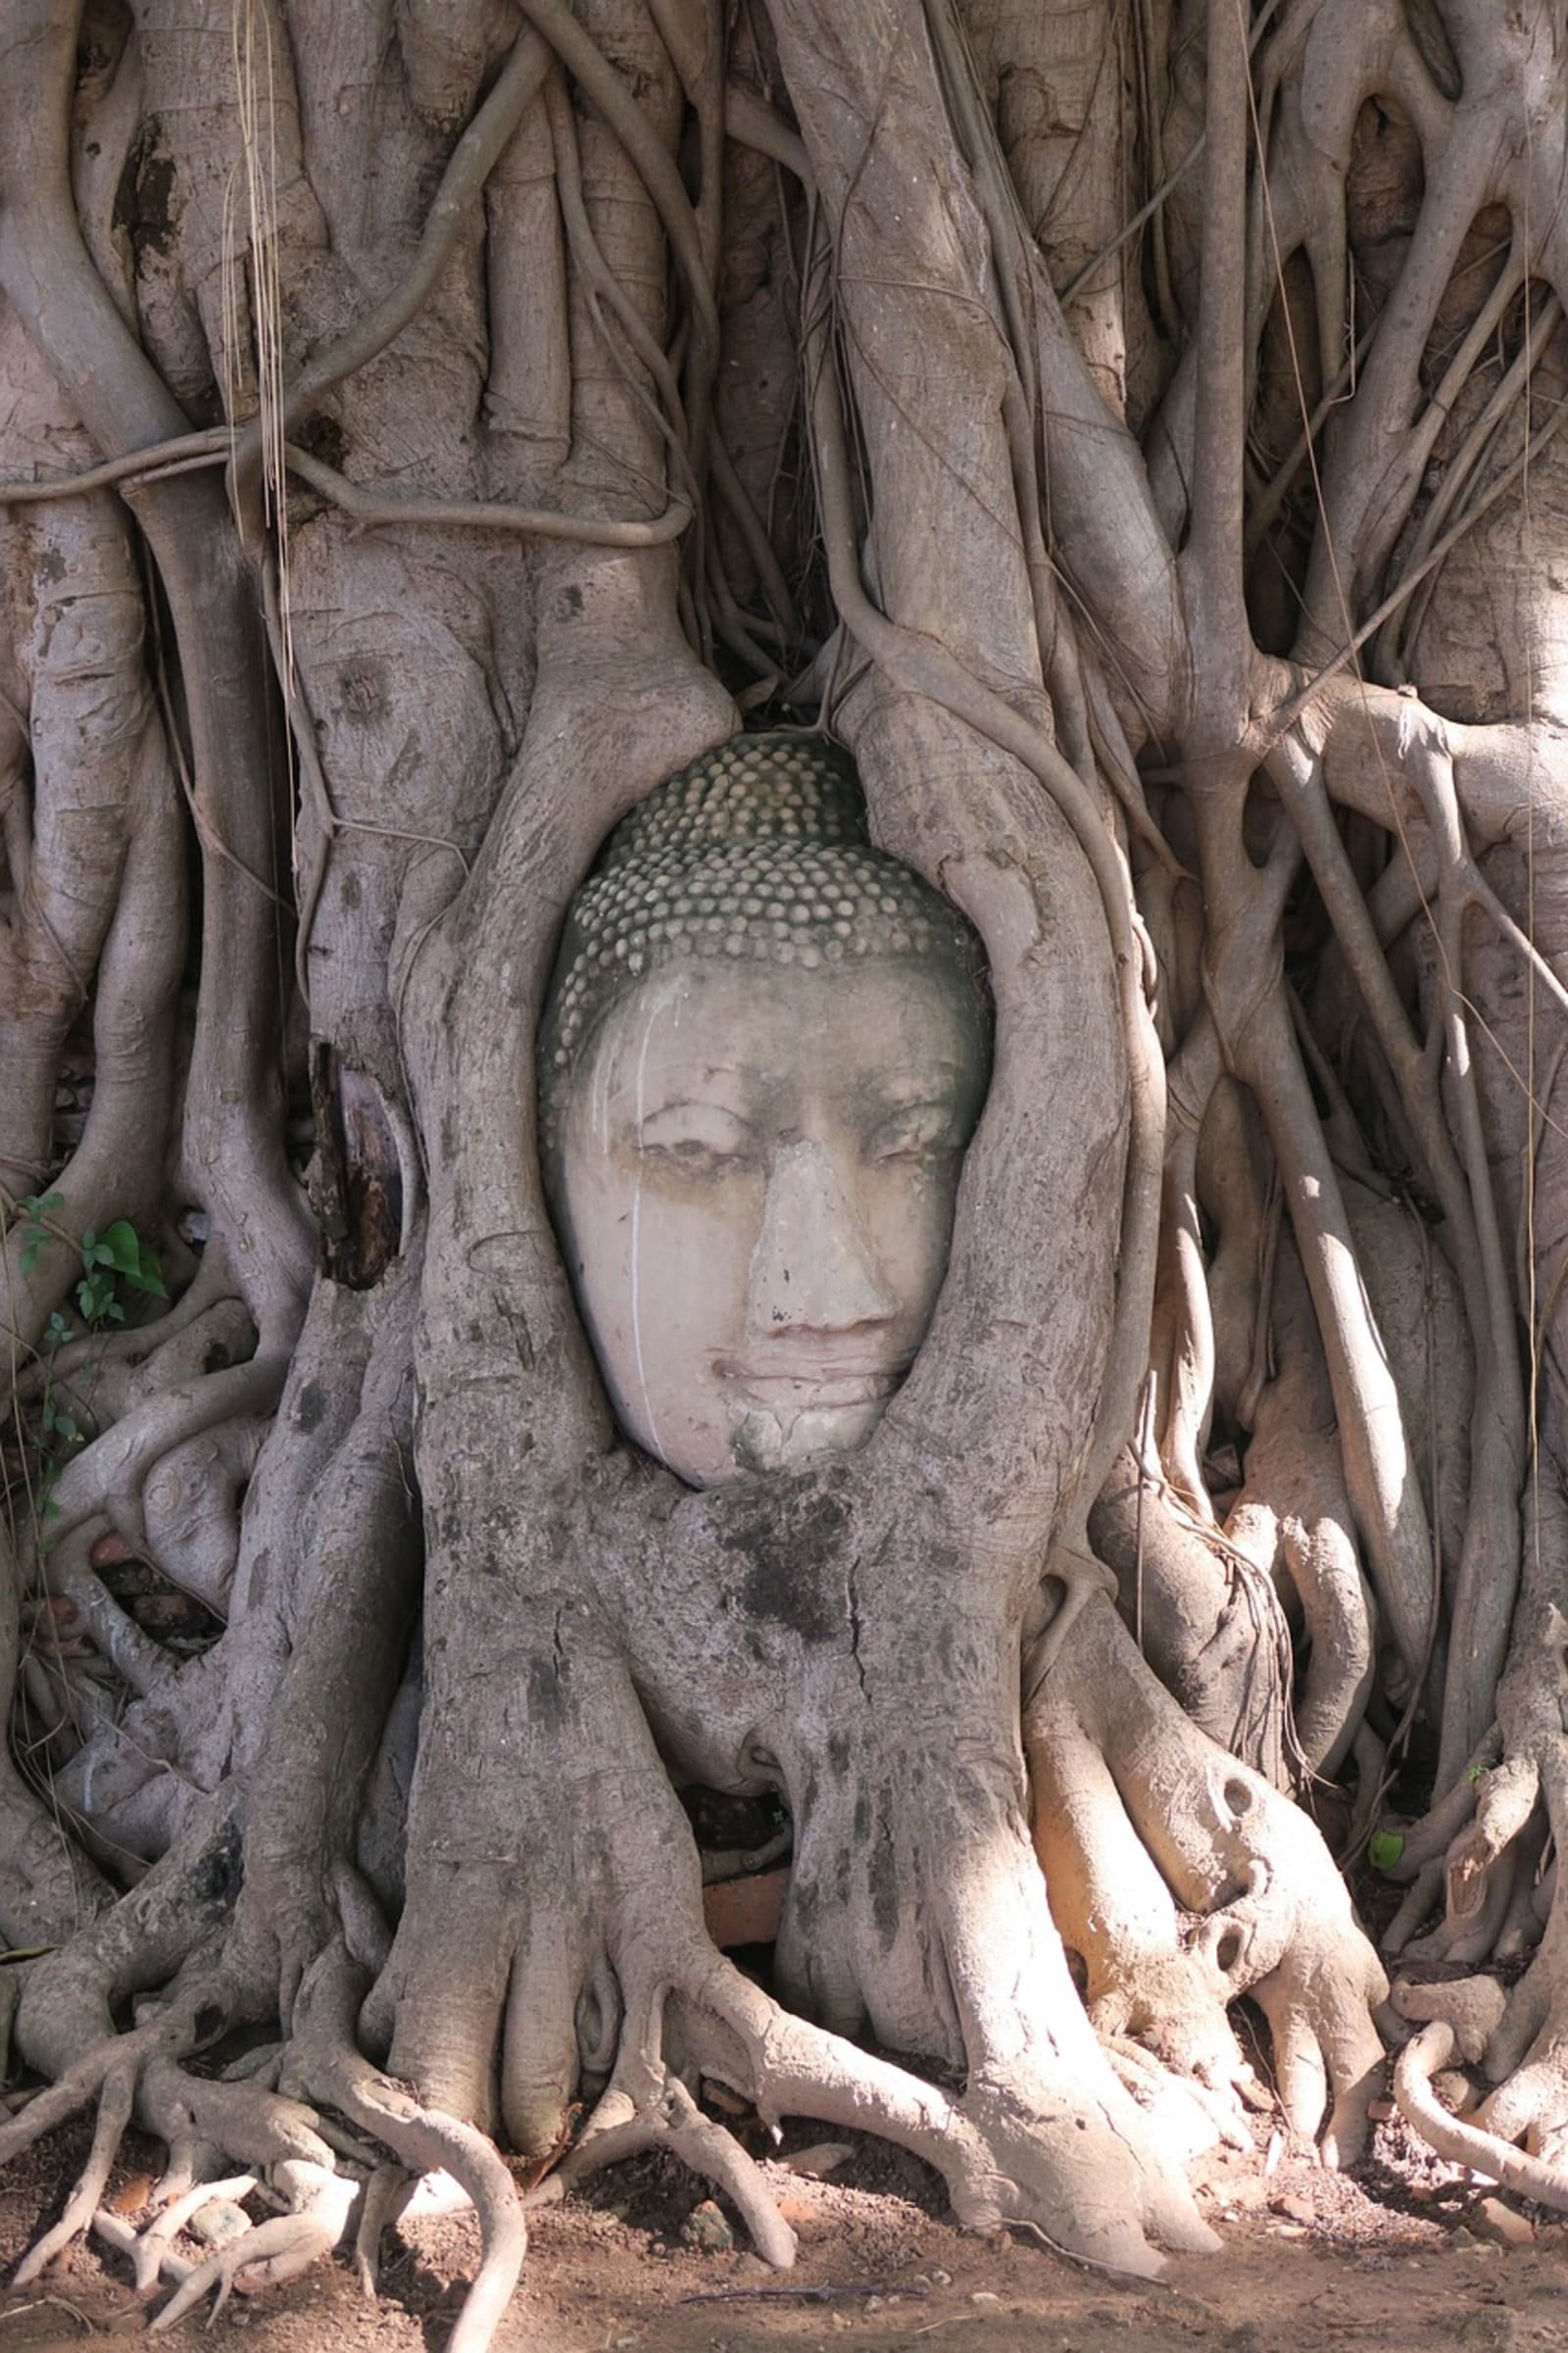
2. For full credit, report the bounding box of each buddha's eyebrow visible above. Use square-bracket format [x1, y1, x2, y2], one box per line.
[868, 1063, 966, 1100]
[636, 1091, 754, 1117]
[627, 1080, 760, 1124]
[612, 1055, 752, 1103]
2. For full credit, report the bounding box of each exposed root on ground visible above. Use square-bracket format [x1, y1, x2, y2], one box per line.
[18, 2, 1568, 2349]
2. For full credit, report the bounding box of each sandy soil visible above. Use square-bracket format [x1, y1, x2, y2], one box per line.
[2, 2092, 1564, 2353]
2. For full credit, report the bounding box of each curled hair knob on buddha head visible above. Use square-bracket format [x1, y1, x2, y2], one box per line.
[538, 732, 987, 1155]
[539, 731, 993, 1488]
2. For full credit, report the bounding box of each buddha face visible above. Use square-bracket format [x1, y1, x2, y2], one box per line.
[551, 955, 988, 1485]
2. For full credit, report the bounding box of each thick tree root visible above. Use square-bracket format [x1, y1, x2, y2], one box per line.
[293, 1944, 527, 2353]
[128, 2172, 260, 2296]
[10, 2056, 134, 2286]
[149, 2175, 354, 2332]
[0, 2010, 191, 2173]
[1396, 2020, 1568, 2207]
[539, 2077, 798, 2268]
[1030, 1597, 1388, 2166]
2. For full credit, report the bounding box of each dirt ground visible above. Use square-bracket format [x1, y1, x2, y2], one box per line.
[2, 2087, 1564, 2353]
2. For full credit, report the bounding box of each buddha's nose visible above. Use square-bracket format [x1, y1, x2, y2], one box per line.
[746, 1138, 897, 1338]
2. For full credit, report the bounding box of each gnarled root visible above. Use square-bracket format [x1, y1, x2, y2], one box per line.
[1029, 1595, 1388, 2164]
[148, 2173, 353, 2333]
[291, 1940, 526, 2353]
[540, 2075, 797, 2268]
[1378, 1464, 1568, 2121]
[1395, 2017, 1568, 2207]
[374, 1581, 1217, 2287]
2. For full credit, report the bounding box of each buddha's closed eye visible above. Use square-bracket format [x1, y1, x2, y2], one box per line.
[636, 1101, 760, 1171]
[869, 1102, 963, 1162]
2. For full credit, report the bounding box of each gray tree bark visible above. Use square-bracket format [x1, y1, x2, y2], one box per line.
[3, 0, 1568, 2338]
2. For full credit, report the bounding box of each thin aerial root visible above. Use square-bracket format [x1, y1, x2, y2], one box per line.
[12, 2060, 135, 2285]
[131, 2175, 259, 2297]
[1348, 1723, 1387, 1849]
[1396, 2021, 1568, 2207]
[354, 2164, 414, 2299]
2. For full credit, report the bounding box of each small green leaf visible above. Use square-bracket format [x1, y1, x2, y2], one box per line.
[1369, 1831, 1405, 1873]
[100, 1219, 143, 1275]
[123, 1242, 167, 1299]
[75, 1266, 118, 1325]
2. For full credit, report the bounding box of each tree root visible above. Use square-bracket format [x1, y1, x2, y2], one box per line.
[1031, 1597, 1388, 2166]
[0, 2010, 187, 2172]
[9, 1938, 516, 2351]
[540, 2077, 797, 2268]
[293, 1944, 526, 2353]
[353, 2164, 415, 2299]
[149, 2174, 354, 2332]
[1395, 2019, 1568, 2208]
[91, 2206, 193, 2294]
[10, 2052, 134, 2286]
[128, 2172, 260, 2296]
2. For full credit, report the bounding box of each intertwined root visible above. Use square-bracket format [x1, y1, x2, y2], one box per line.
[3, 1597, 1390, 2347]
[1029, 1598, 1389, 2165]
[6, 1922, 1212, 2339]
[526, 1932, 1220, 2281]
[0, 2029, 353, 2328]
[1385, 1912, 1568, 2203]
[1392, 2000, 1568, 2212]
[1369, 1471, 1568, 2195]
[1, 1940, 523, 2351]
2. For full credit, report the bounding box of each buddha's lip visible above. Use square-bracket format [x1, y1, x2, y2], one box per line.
[712, 1355, 907, 1408]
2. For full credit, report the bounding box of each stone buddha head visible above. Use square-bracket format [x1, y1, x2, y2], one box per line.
[539, 733, 991, 1486]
